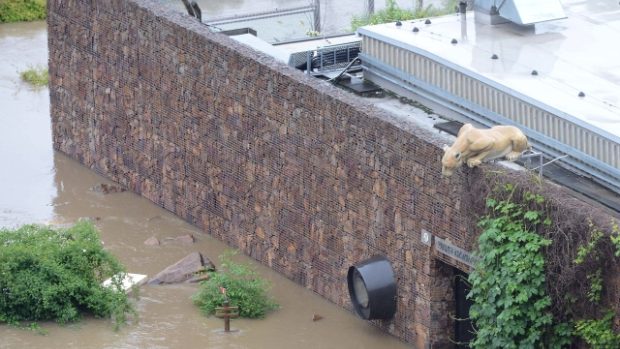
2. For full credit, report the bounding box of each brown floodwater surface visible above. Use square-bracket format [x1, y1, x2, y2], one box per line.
[0, 21, 54, 228]
[0, 19, 410, 349]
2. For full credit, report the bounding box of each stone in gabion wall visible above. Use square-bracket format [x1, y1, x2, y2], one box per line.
[47, 0, 620, 347]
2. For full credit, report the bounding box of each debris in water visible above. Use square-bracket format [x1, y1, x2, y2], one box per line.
[91, 183, 126, 194]
[147, 252, 215, 285]
[102, 273, 147, 292]
[215, 289, 239, 332]
[162, 233, 195, 245]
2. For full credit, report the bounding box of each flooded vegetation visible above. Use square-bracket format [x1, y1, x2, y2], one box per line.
[0, 0, 46, 23]
[0, 12, 411, 349]
[19, 65, 48, 87]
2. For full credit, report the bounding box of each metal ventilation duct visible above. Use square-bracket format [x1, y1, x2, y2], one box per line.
[347, 256, 397, 320]
[475, 0, 566, 25]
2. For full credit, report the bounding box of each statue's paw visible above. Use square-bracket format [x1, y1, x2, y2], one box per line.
[505, 152, 521, 161]
[467, 159, 481, 168]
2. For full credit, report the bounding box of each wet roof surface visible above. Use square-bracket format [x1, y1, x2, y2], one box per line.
[359, 0, 620, 139]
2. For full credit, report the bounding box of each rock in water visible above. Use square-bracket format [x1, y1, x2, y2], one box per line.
[147, 252, 215, 285]
[144, 236, 161, 246]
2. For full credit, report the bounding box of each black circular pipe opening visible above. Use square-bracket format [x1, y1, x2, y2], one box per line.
[347, 256, 397, 320]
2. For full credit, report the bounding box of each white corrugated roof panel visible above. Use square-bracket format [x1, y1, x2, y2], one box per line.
[357, 0, 620, 139]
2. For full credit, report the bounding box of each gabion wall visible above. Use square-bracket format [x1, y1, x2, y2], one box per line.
[47, 0, 619, 347]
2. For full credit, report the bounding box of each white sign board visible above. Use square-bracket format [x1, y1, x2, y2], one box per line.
[434, 237, 479, 268]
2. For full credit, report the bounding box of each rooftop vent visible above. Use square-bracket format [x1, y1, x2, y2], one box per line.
[474, 0, 566, 25]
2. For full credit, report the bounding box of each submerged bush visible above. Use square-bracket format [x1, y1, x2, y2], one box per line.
[0, 0, 47, 23]
[193, 251, 278, 318]
[20, 65, 48, 87]
[0, 222, 134, 327]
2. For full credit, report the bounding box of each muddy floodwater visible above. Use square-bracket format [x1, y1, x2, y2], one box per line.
[0, 18, 411, 349]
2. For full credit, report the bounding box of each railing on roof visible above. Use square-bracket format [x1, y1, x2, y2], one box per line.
[358, 32, 620, 195]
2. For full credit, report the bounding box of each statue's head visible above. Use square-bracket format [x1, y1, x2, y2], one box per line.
[441, 145, 462, 177]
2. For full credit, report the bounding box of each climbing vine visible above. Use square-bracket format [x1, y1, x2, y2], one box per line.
[575, 312, 620, 349]
[465, 179, 620, 348]
[467, 189, 570, 348]
[610, 221, 620, 257]
[569, 222, 620, 348]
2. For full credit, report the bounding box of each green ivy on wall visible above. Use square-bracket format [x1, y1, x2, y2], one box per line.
[575, 311, 620, 349]
[467, 184, 620, 348]
[467, 190, 570, 348]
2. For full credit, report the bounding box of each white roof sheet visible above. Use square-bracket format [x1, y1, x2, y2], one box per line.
[358, 0, 620, 139]
[230, 33, 291, 63]
[274, 34, 361, 53]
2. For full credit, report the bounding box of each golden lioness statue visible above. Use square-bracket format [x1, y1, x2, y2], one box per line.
[441, 123, 529, 177]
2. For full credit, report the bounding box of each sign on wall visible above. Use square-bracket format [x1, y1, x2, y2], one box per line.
[422, 229, 478, 268]
[434, 236, 479, 268]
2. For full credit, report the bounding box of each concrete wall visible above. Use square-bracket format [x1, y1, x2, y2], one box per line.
[47, 0, 619, 347]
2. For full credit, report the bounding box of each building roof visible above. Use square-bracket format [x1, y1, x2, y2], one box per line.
[358, 0, 620, 140]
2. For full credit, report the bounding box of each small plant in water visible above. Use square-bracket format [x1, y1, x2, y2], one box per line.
[193, 250, 278, 318]
[20, 65, 49, 87]
[0, 221, 134, 329]
[0, 0, 46, 23]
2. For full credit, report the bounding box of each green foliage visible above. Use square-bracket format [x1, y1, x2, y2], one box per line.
[193, 251, 278, 319]
[573, 222, 607, 305]
[351, 0, 457, 31]
[0, 0, 46, 23]
[574, 224, 603, 265]
[549, 322, 573, 349]
[20, 65, 48, 87]
[467, 196, 569, 348]
[586, 269, 603, 303]
[575, 312, 620, 349]
[0, 222, 134, 328]
[610, 221, 620, 257]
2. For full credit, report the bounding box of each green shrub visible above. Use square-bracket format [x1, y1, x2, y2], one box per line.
[0, 222, 134, 328]
[351, 0, 457, 31]
[20, 65, 48, 87]
[193, 251, 278, 318]
[0, 0, 46, 23]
